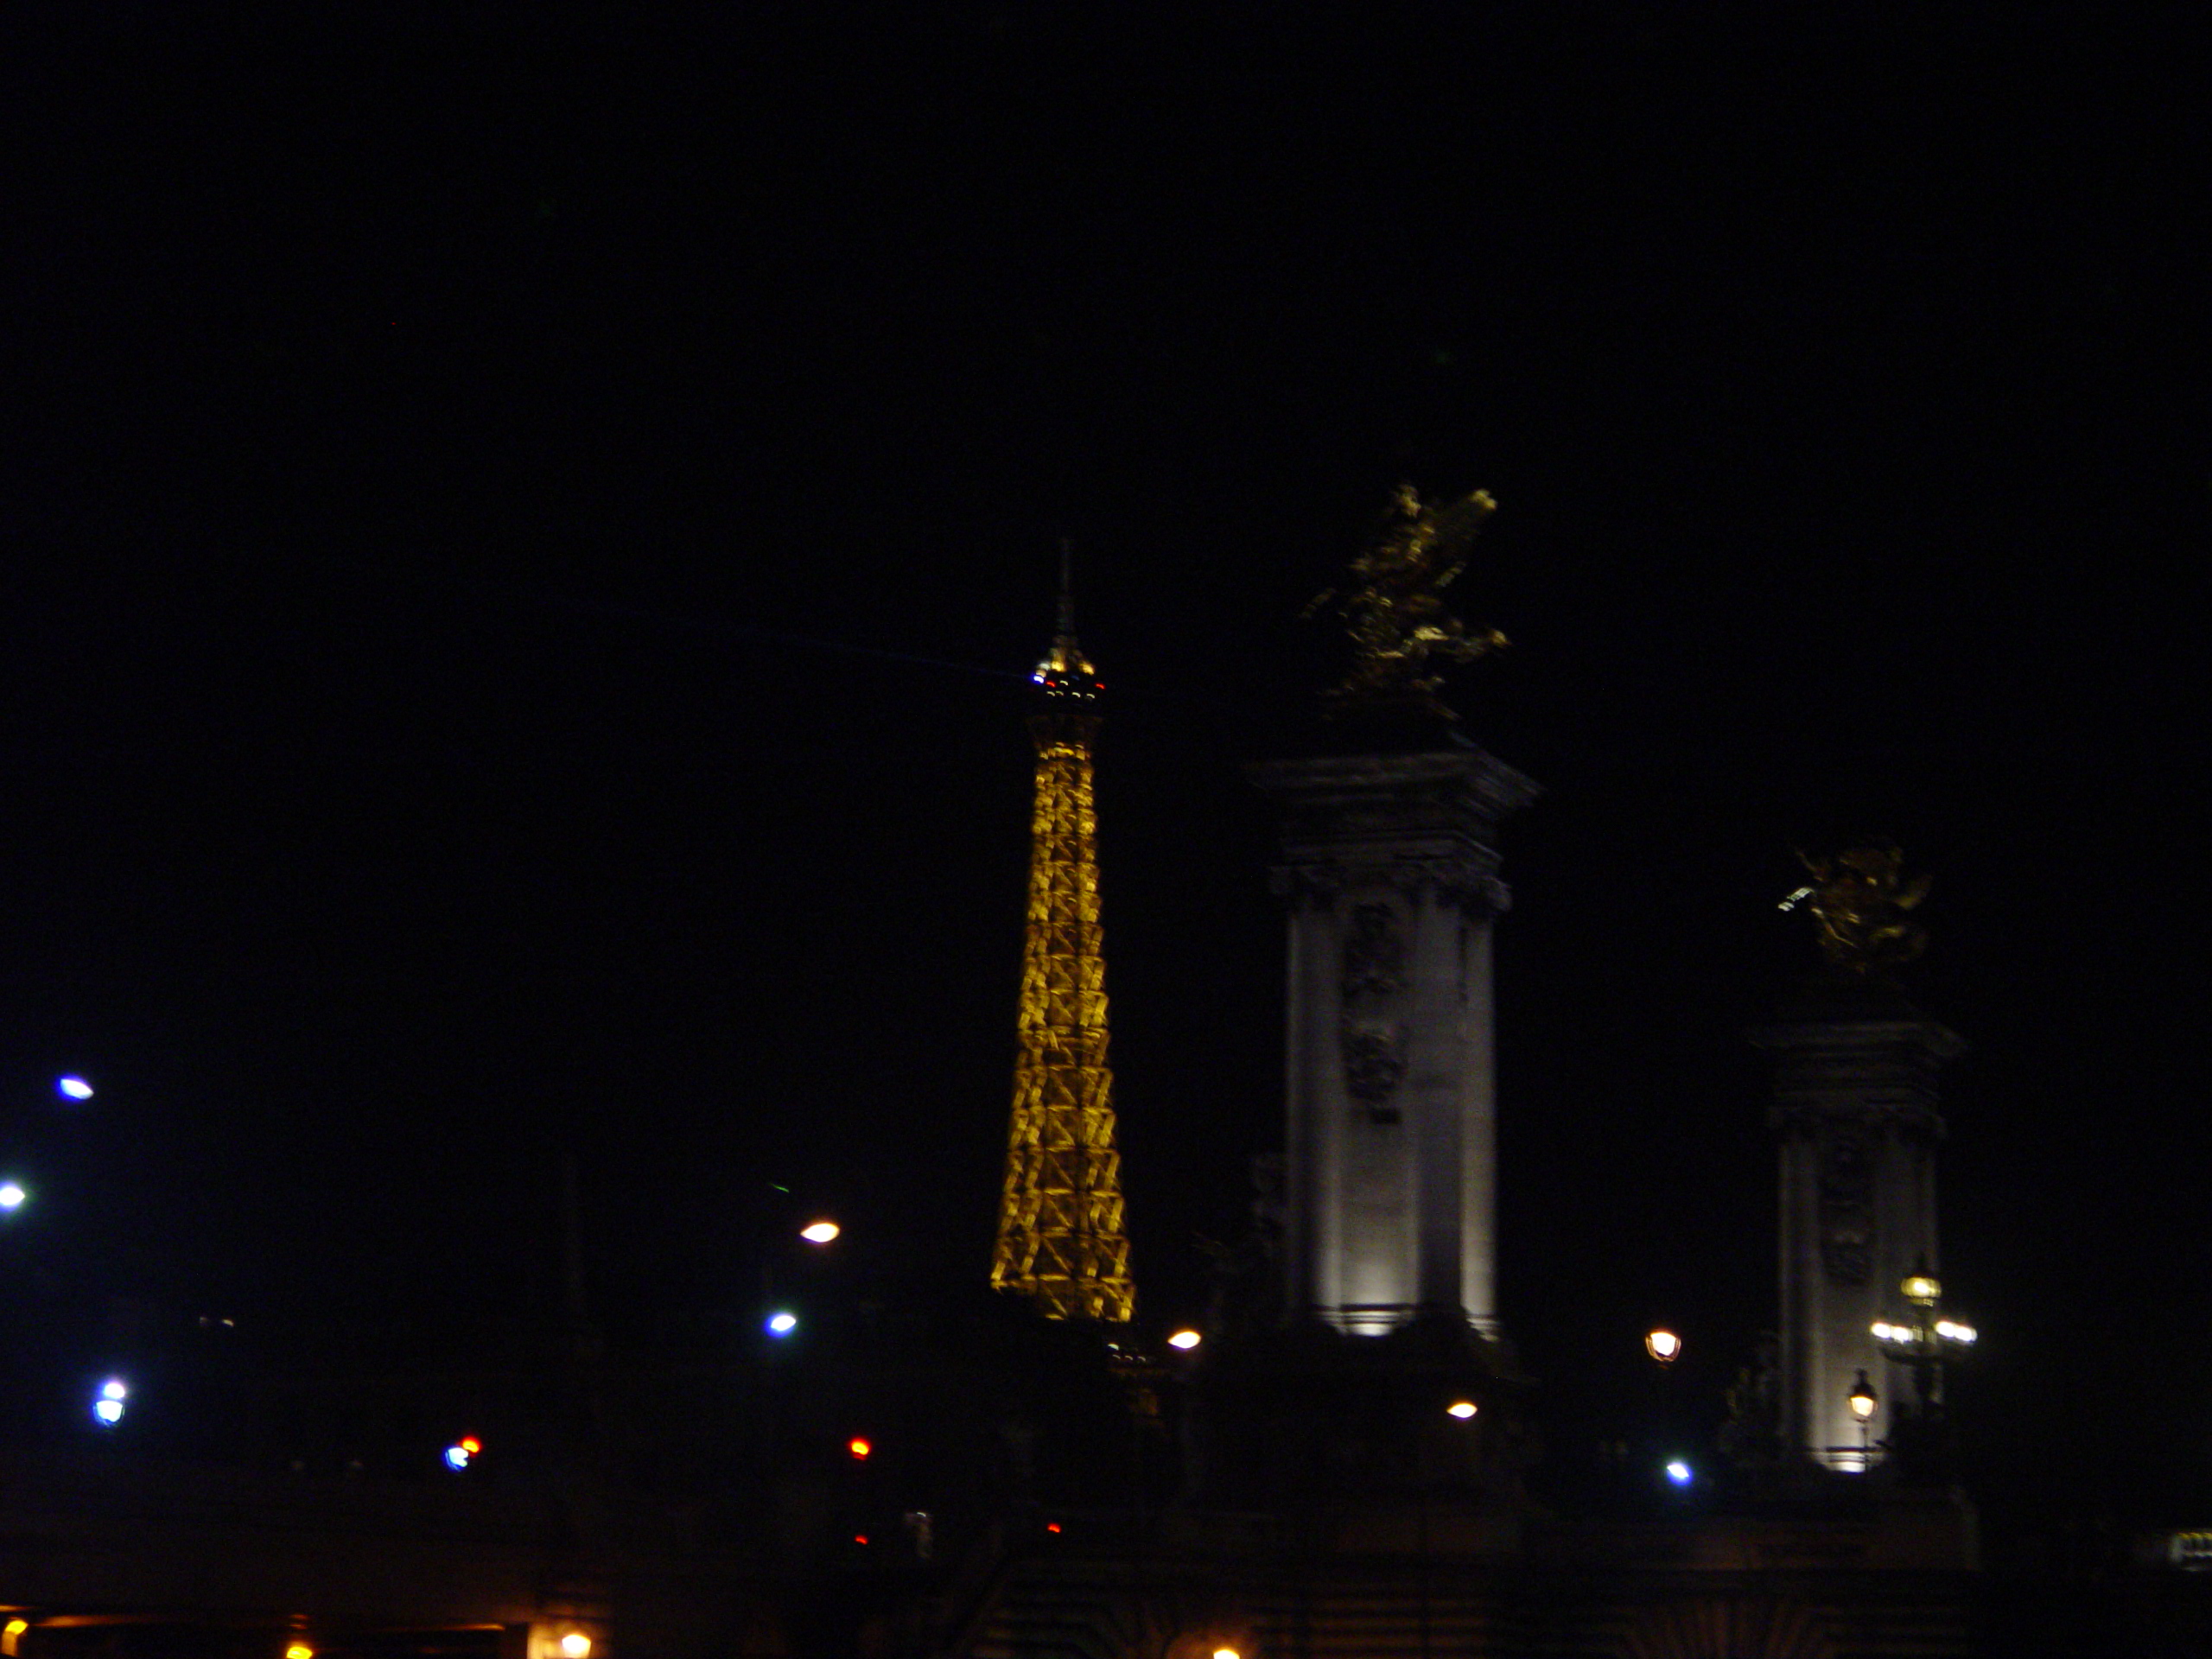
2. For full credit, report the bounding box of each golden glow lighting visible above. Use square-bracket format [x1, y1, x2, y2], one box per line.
[558, 1636, 592, 1659]
[1166, 1328, 1202, 1351]
[1446, 1400, 1478, 1420]
[799, 1221, 840, 1243]
[1645, 1329, 1681, 1363]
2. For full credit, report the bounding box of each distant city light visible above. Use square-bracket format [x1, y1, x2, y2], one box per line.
[93, 1380, 127, 1426]
[1446, 1400, 1478, 1420]
[1664, 1459, 1693, 1485]
[0, 1183, 24, 1211]
[1212, 1648, 1241, 1659]
[1935, 1319, 1978, 1345]
[58, 1076, 94, 1101]
[102, 1379, 128, 1401]
[1645, 1329, 1681, 1363]
[460, 1435, 481, 1454]
[766, 1311, 798, 1336]
[444, 1445, 472, 1470]
[849, 1437, 872, 1460]
[557, 1636, 591, 1659]
[286, 1644, 314, 1659]
[799, 1220, 840, 1243]
[1166, 1328, 1202, 1351]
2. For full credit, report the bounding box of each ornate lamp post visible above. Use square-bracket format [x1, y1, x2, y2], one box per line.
[1870, 1262, 1975, 1477]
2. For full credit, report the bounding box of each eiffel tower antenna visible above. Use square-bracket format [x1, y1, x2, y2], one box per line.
[988, 550, 1135, 1321]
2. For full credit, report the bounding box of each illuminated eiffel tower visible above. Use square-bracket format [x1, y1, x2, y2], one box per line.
[988, 555, 1135, 1322]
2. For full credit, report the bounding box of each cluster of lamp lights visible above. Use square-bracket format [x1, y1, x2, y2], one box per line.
[254, 1638, 589, 1659]
[1872, 1270, 1977, 1349]
[92, 1378, 127, 1425]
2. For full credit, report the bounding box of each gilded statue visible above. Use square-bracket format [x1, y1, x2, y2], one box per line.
[1306, 483, 1508, 718]
[1788, 844, 1930, 976]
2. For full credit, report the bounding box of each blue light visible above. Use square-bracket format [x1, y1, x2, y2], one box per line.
[444, 1445, 472, 1470]
[59, 1076, 94, 1101]
[766, 1311, 798, 1337]
[93, 1380, 127, 1426]
[1664, 1459, 1693, 1485]
[0, 1182, 24, 1211]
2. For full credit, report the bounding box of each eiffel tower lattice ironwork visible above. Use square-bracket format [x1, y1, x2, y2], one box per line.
[988, 556, 1135, 1322]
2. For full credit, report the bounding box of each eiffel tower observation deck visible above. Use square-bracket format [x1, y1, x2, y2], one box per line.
[988, 554, 1135, 1322]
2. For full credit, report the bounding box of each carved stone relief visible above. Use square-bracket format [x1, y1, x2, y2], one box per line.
[1339, 901, 1407, 1123]
[1818, 1135, 1874, 1286]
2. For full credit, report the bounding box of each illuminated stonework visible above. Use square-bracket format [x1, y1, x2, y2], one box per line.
[988, 572, 1135, 1323]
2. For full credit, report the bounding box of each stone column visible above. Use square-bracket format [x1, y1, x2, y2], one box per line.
[1754, 999, 1963, 1468]
[1252, 747, 1537, 1334]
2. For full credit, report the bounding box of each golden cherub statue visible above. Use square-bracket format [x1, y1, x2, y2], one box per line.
[1306, 483, 1508, 719]
[1789, 844, 1931, 976]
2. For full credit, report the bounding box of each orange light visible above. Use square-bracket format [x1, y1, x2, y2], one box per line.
[848, 1437, 872, 1459]
[1046, 1522, 1061, 1533]
[459, 1435, 481, 1455]
[285, 1645, 315, 1659]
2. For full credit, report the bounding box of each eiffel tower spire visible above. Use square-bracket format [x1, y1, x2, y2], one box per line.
[988, 549, 1135, 1322]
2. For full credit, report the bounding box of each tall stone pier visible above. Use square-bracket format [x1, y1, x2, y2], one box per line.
[1755, 993, 1963, 1468]
[1251, 746, 1537, 1335]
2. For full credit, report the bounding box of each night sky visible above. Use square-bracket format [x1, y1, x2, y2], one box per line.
[4, 8, 2207, 1523]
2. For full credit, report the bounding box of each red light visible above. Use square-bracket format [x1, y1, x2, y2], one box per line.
[854, 1535, 868, 1545]
[848, 1437, 872, 1460]
[459, 1436, 481, 1455]
[1046, 1522, 1061, 1534]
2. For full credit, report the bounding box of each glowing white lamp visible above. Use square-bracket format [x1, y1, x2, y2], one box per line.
[766, 1311, 798, 1336]
[0, 1183, 24, 1211]
[1446, 1400, 1478, 1420]
[1664, 1459, 1692, 1485]
[799, 1220, 840, 1244]
[1166, 1328, 1202, 1351]
[59, 1076, 94, 1101]
[558, 1635, 592, 1659]
[1645, 1329, 1682, 1363]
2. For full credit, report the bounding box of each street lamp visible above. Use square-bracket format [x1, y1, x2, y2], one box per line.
[1645, 1329, 1681, 1365]
[798, 1220, 840, 1244]
[0, 1181, 25, 1212]
[1870, 1262, 1976, 1475]
[1166, 1328, 1202, 1351]
[1847, 1370, 1878, 1471]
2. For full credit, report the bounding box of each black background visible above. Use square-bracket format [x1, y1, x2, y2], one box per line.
[3, 5, 2206, 1526]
